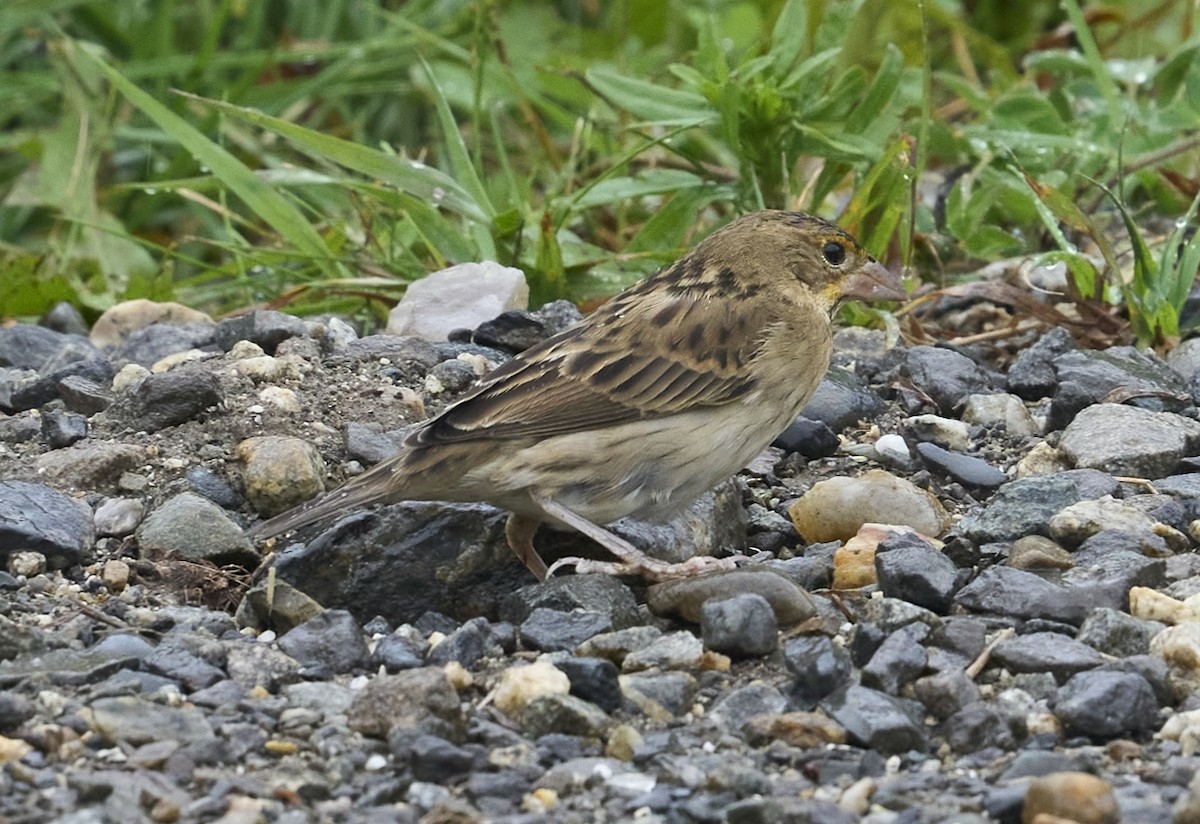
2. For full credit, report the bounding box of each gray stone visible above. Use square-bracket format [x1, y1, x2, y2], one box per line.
[136, 492, 255, 566]
[938, 702, 1016, 754]
[89, 695, 217, 748]
[798, 366, 886, 431]
[502, 573, 640, 630]
[1049, 347, 1192, 431]
[112, 322, 216, 367]
[992, 631, 1106, 681]
[472, 310, 550, 353]
[783, 636, 852, 708]
[959, 473, 1093, 543]
[0, 480, 94, 568]
[277, 609, 371, 674]
[954, 566, 1088, 625]
[620, 671, 697, 717]
[709, 683, 789, 732]
[821, 685, 927, 754]
[1059, 403, 1200, 479]
[427, 616, 503, 669]
[554, 657, 622, 714]
[862, 623, 929, 695]
[700, 593, 779, 658]
[912, 670, 981, 720]
[0, 324, 97, 371]
[902, 345, 996, 414]
[1007, 327, 1075, 400]
[915, 441, 1008, 490]
[214, 310, 310, 353]
[1077, 608, 1156, 657]
[875, 538, 963, 614]
[129, 368, 222, 431]
[1053, 670, 1159, 738]
[519, 608, 612, 652]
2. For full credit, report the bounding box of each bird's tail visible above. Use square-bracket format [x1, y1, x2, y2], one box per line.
[247, 462, 396, 541]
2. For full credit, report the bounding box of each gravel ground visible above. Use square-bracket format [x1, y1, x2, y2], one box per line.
[3, 292, 1200, 824]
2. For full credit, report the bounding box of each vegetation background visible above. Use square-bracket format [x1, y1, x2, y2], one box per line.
[1, 0, 1197, 346]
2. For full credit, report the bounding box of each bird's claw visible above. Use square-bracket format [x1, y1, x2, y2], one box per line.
[545, 553, 736, 581]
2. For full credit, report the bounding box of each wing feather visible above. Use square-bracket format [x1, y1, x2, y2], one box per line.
[407, 276, 788, 446]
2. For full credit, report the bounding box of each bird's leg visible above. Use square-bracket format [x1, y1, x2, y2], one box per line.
[531, 493, 735, 581]
[504, 513, 549, 581]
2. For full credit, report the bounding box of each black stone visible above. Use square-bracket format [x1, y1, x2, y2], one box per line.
[773, 417, 839, 458]
[554, 657, 622, 714]
[130, 369, 222, 432]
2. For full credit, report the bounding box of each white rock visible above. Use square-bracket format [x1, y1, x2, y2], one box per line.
[903, 415, 970, 451]
[961, 393, 1040, 437]
[1047, 496, 1159, 545]
[873, 433, 911, 463]
[387, 262, 529, 341]
[111, 363, 150, 392]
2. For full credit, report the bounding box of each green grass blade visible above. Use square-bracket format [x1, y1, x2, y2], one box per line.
[181, 93, 490, 223]
[419, 56, 495, 219]
[76, 44, 336, 269]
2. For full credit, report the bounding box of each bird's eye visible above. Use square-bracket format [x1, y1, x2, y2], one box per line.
[822, 241, 846, 266]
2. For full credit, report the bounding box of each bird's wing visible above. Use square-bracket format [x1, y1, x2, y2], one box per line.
[408, 287, 788, 445]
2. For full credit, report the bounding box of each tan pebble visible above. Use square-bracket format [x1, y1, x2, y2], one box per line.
[102, 559, 131, 592]
[1022, 771, 1118, 824]
[832, 522, 919, 590]
[605, 724, 643, 761]
[789, 470, 949, 543]
[8, 551, 46, 578]
[1008, 536, 1073, 570]
[1150, 622, 1200, 699]
[699, 651, 731, 671]
[90, 299, 212, 347]
[233, 355, 287, 381]
[236, 436, 326, 517]
[493, 661, 569, 717]
[0, 735, 33, 764]
[1157, 708, 1200, 756]
[743, 711, 847, 748]
[149, 799, 181, 823]
[257, 385, 301, 413]
[151, 349, 207, 373]
[443, 660, 473, 689]
[645, 568, 816, 626]
[833, 541, 876, 589]
[229, 340, 265, 359]
[263, 739, 298, 755]
[522, 787, 558, 812]
[1129, 586, 1185, 624]
[1014, 441, 1070, 477]
[1105, 739, 1141, 761]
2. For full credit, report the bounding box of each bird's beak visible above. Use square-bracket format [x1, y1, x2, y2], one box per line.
[842, 260, 906, 303]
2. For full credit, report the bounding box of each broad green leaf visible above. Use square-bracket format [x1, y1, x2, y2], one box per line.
[584, 67, 715, 125]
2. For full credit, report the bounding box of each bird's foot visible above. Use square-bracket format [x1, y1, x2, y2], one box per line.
[546, 552, 736, 581]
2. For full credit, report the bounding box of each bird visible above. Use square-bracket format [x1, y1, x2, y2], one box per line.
[249, 210, 904, 580]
